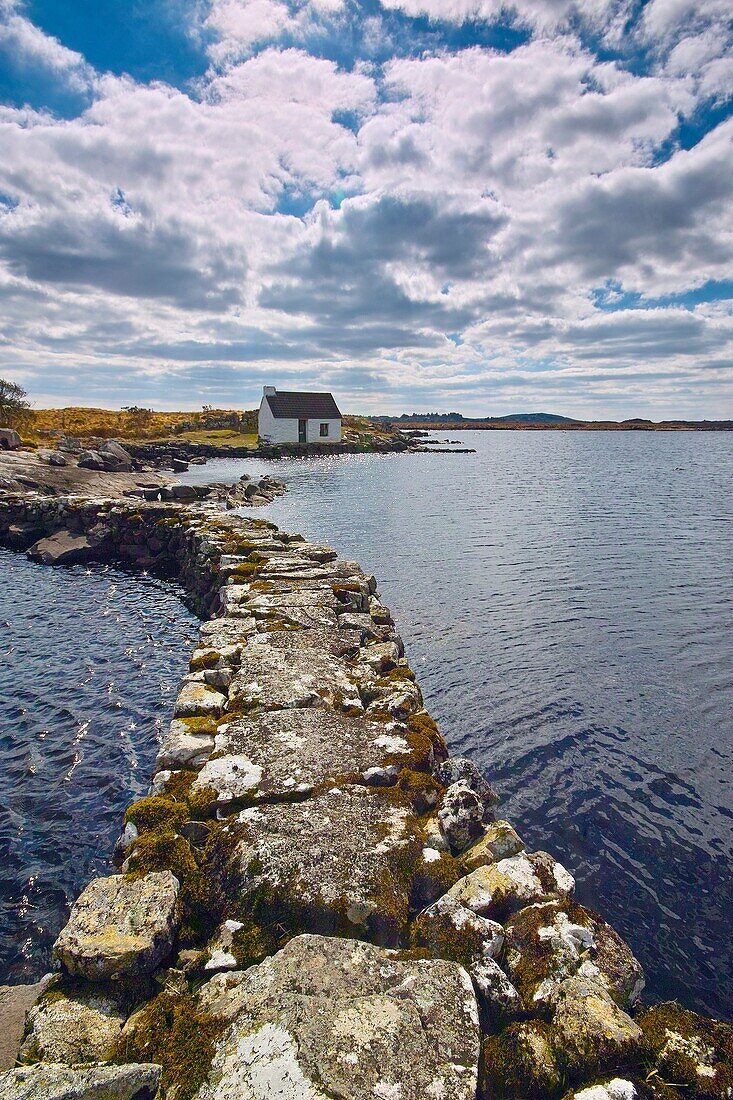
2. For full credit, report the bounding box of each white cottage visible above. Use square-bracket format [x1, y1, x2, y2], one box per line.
[257, 387, 342, 445]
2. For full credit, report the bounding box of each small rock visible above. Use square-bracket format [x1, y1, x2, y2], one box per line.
[173, 682, 226, 719]
[0, 428, 21, 450]
[482, 1021, 562, 1100]
[53, 871, 179, 980]
[361, 641, 400, 672]
[570, 1081, 637, 1100]
[19, 991, 125, 1065]
[112, 821, 138, 866]
[472, 956, 525, 1022]
[438, 780, 485, 853]
[181, 820, 211, 845]
[0, 1061, 161, 1100]
[171, 458, 189, 472]
[337, 612, 378, 640]
[155, 718, 216, 770]
[462, 820, 525, 870]
[204, 919, 245, 972]
[435, 756, 498, 821]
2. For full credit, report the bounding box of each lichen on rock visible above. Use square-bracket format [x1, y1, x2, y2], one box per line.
[195, 934, 480, 1100]
[53, 871, 180, 981]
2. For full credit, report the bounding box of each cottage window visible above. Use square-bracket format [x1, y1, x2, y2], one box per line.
[320, 423, 329, 437]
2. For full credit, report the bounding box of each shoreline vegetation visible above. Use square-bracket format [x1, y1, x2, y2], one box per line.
[0, 484, 731, 1098]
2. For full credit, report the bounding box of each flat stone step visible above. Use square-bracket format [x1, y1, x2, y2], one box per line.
[195, 934, 480, 1100]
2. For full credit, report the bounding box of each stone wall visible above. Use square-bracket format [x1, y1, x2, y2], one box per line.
[0, 495, 731, 1100]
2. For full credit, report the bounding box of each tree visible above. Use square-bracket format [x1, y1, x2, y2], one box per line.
[0, 378, 32, 429]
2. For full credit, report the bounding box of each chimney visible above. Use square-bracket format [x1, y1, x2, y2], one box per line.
[263, 386, 276, 396]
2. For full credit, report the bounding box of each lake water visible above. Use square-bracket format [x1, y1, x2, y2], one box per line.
[0, 554, 198, 983]
[0, 431, 730, 1019]
[182, 430, 733, 1019]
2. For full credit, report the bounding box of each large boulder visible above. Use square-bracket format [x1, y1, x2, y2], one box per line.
[99, 440, 133, 471]
[173, 682, 227, 719]
[482, 1021, 563, 1099]
[232, 785, 456, 945]
[0, 1061, 161, 1099]
[53, 871, 180, 980]
[438, 780, 485, 854]
[505, 900, 644, 1010]
[155, 718, 217, 771]
[27, 533, 93, 566]
[19, 991, 125, 1065]
[195, 934, 480, 1100]
[411, 891, 521, 1022]
[77, 449, 105, 470]
[0, 428, 21, 450]
[227, 638, 361, 713]
[567, 1082, 638, 1100]
[0, 979, 50, 1072]
[438, 850, 575, 922]
[461, 820, 524, 870]
[549, 974, 643, 1079]
[435, 757, 498, 821]
[38, 449, 68, 467]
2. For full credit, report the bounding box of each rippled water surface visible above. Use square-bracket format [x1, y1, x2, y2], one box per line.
[184, 430, 733, 1018]
[0, 555, 198, 982]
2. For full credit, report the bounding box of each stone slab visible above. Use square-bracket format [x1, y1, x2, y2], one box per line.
[194, 708, 415, 807]
[232, 785, 453, 944]
[228, 642, 361, 713]
[196, 934, 480, 1100]
[0, 1061, 161, 1100]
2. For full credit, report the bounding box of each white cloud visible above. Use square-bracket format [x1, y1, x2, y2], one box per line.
[0, 3, 730, 416]
[0, 0, 93, 92]
[204, 0, 348, 65]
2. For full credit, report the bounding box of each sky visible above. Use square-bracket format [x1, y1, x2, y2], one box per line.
[0, 0, 731, 418]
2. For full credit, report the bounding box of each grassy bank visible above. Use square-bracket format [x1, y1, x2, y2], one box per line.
[22, 408, 404, 451]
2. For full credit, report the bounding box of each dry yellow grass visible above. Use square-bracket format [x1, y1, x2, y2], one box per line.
[27, 407, 258, 443]
[24, 407, 395, 449]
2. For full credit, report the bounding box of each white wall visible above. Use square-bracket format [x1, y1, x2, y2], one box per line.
[258, 399, 342, 443]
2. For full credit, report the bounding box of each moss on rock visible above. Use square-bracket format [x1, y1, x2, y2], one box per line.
[117, 989, 227, 1100]
[638, 1002, 733, 1099]
[481, 1021, 564, 1100]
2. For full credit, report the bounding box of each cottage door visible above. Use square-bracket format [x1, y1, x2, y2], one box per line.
[298, 419, 307, 443]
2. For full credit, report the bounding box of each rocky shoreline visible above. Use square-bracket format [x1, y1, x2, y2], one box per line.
[0, 492, 730, 1099]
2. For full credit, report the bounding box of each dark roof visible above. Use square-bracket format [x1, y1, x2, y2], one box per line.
[265, 390, 342, 419]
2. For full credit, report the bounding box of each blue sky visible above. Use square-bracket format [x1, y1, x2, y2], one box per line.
[0, 0, 731, 417]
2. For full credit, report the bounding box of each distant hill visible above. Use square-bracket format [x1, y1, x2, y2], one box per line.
[377, 411, 576, 424]
[489, 412, 577, 424]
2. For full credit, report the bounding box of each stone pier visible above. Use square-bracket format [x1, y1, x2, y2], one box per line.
[0, 493, 730, 1100]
